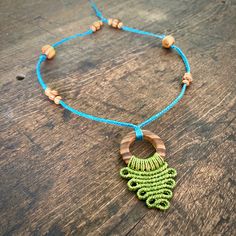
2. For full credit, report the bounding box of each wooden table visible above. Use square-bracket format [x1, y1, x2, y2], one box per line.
[0, 0, 235, 235]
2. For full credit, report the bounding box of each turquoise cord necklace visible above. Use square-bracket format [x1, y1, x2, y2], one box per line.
[36, 1, 193, 210]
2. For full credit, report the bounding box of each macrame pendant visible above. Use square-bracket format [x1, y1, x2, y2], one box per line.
[120, 130, 177, 210]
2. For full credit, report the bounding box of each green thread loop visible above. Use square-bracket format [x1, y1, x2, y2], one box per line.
[120, 152, 177, 210]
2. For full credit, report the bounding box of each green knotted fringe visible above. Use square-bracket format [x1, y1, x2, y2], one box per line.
[120, 153, 177, 210]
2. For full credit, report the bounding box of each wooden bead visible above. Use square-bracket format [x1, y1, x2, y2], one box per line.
[108, 18, 113, 26]
[44, 87, 52, 97]
[42, 45, 56, 59]
[51, 90, 59, 96]
[49, 94, 56, 101]
[44, 88, 59, 98]
[90, 25, 97, 32]
[112, 19, 119, 28]
[45, 87, 60, 101]
[162, 35, 175, 48]
[108, 18, 123, 29]
[93, 22, 100, 30]
[120, 130, 166, 165]
[90, 21, 103, 32]
[54, 96, 62, 105]
[118, 22, 123, 29]
[94, 21, 102, 28]
[182, 73, 193, 86]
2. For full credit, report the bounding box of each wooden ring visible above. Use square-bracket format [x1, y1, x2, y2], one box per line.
[120, 130, 166, 164]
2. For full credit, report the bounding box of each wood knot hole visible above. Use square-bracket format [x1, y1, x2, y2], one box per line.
[16, 74, 25, 81]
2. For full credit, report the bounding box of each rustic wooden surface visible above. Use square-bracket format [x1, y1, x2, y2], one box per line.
[0, 0, 235, 235]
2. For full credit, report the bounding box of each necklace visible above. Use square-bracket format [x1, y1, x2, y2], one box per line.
[36, 1, 192, 211]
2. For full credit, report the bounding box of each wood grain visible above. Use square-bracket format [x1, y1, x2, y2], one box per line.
[0, 0, 235, 235]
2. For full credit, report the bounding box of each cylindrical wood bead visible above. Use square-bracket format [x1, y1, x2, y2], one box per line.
[90, 21, 103, 32]
[162, 35, 175, 48]
[108, 18, 113, 26]
[42, 45, 56, 59]
[182, 73, 193, 86]
[49, 94, 56, 101]
[112, 19, 119, 28]
[44, 87, 52, 97]
[51, 90, 59, 96]
[108, 18, 123, 29]
[118, 22, 123, 29]
[94, 22, 101, 30]
[94, 21, 102, 28]
[90, 25, 97, 32]
[54, 96, 62, 105]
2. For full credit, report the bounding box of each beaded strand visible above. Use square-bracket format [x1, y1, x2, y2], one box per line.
[36, 0, 192, 140]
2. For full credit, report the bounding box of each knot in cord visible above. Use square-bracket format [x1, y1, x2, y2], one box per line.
[134, 126, 143, 140]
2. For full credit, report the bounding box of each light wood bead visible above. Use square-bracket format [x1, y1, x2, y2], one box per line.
[44, 87, 52, 97]
[51, 90, 59, 96]
[90, 21, 103, 32]
[108, 18, 113, 26]
[54, 96, 62, 105]
[44, 88, 59, 98]
[94, 21, 103, 28]
[42, 45, 56, 59]
[112, 19, 119, 28]
[162, 35, 175, 48]
[49, 94, 56, 101]
[90, 25, 97, 32]
[182, 73, 193, 86]
[118, 22, 123, 29]
[108, 18, 123, 29]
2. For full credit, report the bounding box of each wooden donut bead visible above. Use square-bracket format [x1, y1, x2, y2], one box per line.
[112, 19, 119, 28]
[54, 96, 62, 105]
[90, 25, 97, 32]
[42, 45, 56, 59]
[108, 18, 123, 29]
[90, 21, 103, 32]
[120, 130, 166, 165]
[94, 21, 103, 28]
[49, 94, 56, 101]
[162, 35, 175, 48]
[45, 88, 60, 100]
[44, 87, 52, 97]
[117, 22, 123, 29]
[182, 73, 193, 86]
[108, 18, 113, 26]
[51, 90, 59, 96]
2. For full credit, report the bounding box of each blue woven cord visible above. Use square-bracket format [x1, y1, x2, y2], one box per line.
[138, 84, 187, 128]
[36, 54, 47, 90]
[122, 26, 165, 39]
[36, 1, 191, 140]
[52, 30, 93, 48]
[89, 0, 108, 23]
[171, 45, 191, 73]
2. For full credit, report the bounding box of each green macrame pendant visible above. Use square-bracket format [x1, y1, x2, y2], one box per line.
[120, 130, 177, 210]
[120, 153, 177, 210]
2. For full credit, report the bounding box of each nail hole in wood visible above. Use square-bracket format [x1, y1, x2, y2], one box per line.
[16, 75, 25, 81]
